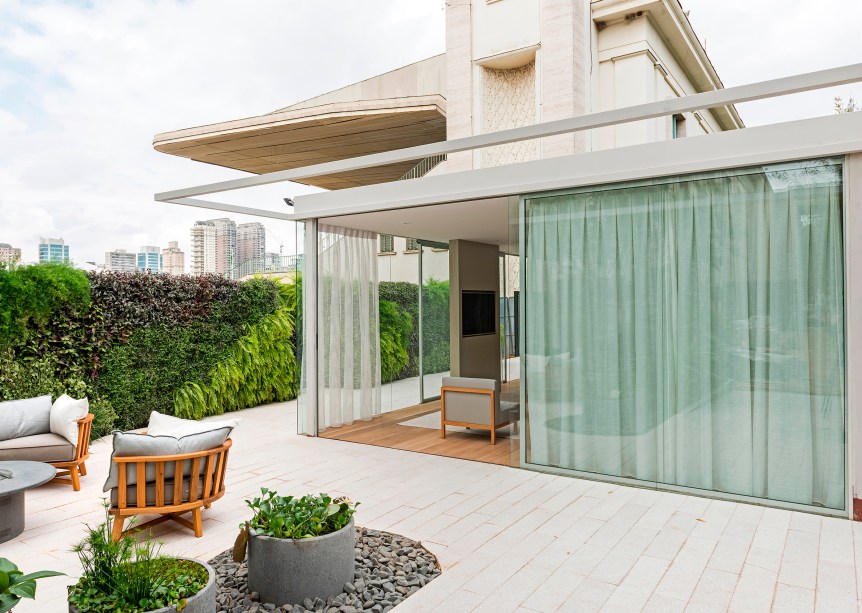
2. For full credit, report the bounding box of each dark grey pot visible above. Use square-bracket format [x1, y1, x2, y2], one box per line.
[248, 517, 355, 606]
[68, 557, 216, 613]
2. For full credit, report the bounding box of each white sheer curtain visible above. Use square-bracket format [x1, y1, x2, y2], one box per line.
[525, 160, 845, 510]
[318, 225, 381, 430]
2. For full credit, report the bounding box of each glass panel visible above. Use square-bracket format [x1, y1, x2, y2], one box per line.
[524, 159, 845, 510]
[421, 244, 450, 401]
[378, 236, 421, 414]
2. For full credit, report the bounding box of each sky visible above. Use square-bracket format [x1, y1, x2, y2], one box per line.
[0, 0, 860, 268]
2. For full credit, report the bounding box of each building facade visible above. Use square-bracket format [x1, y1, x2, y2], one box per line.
[237, 222, 266, 273]
[137, 246, 162, 272]
[104, 249, 137, 272]
[0, 243, 22, 264]
[154, 2, 862, 519]
[190, 221, 217, 275]
[38, 237, 69, 263]
[211, 218, 237, 279]
[162, 241, 185, 275]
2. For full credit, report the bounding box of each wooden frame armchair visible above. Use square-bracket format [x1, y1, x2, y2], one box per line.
[109, 438, 232, 542]
[440, 377, 512, 445]
[49, 413, 94, 491]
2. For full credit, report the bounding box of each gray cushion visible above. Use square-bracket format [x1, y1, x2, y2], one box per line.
[0, 396, 52, 442]
[103, 427, 232, 492]
[442, 377, 500, 392]
[110, 476, 205, 507]
[0, 432, 75, 462]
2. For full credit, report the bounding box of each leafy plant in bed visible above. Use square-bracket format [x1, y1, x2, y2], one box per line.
[235, 489, 358, 606]
[0, 557, 63, 612]
[67, 507, 215, 613]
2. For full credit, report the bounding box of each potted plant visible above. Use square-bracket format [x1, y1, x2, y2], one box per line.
[0, 558, 63, 612]
[235, 488, 357, 606]
[67, 506, 216, 613]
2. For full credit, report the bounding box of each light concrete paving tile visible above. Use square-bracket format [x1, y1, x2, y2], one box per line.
[642, 593, 687, 613]
[645, 512, 700, 561]
[815, 560, 857, 612]
[653, 535, 718, 602]
[687, 567, 738, 612]
[522, 568, 586, 612]
[819, 517, 855, 565]
[536, 495, 604, 537]
[587, 486, 639, 521]
[707, 534, 754, 575]
[789, 512, 822, 535]
[471, 563, 555, 613]
[772, 583, 815, 613]
[529, 517, 606, 571]
[590, 525, 660, 585]
[728, 564, 777, 613]
[426, 511, 493, 548]
[557, 578, 616, 613]
[745, 546, 783, 573]
[435, 588, 485, 612]
[690, 500, 737, 541]
[636, 493, 687, 532]
[599, 555, 670, 612]
[778, 530, 819, 590]
[587, 503, 650, 549]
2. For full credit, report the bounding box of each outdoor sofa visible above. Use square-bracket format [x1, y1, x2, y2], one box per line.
[0, 395, 93, 490]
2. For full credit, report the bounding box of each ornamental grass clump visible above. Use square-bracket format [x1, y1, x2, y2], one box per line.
[68, 506, 208, 613]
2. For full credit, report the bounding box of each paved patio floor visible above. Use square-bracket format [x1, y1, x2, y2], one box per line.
[4, 400, 861, 612]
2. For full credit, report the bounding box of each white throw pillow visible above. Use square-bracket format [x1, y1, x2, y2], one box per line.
[147, 411, 239, 438]
[50, 394, 89, 446]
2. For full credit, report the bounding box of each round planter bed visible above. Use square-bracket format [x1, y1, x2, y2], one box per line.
[248, 516, 355, 606]
[69, 557, 216, 613]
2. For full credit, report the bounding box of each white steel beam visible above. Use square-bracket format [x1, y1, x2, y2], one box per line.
[155, 63, 862, 206]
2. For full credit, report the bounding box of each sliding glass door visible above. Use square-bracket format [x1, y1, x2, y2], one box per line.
[523, 159, 846, 511]
[419, 241, 450, 402]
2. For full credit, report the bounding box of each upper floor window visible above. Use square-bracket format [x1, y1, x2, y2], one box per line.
[379, 234, 395, 254]
[672, 114, 687, 139]
[405, 238, 419, 252]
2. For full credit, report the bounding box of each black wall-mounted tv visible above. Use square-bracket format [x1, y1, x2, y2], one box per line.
[462, 290, 495, 337]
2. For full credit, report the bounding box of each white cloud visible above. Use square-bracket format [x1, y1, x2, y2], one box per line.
[0, 0, 445, 265]
[0, 0, 858, 267]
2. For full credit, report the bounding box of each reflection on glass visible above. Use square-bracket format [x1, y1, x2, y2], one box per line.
[524, 159, 845, 510]
[421, 243, 450, 401]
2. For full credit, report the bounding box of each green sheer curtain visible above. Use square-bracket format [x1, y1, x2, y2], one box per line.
[524, 160, 845, 510]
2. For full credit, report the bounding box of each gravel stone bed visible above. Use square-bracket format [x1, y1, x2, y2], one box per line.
[209, 526, 442, 613]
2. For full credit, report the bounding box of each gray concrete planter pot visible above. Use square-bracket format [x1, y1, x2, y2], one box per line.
[248, 517, 355, 606]
[69, 557, 216, 613]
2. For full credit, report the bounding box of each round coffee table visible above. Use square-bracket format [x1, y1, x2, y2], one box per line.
[0, 461, 57, 543]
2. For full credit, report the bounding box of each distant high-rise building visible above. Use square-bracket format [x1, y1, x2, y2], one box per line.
[162, 241, 185, 275]
[137, 246, 162, 272]
[190, 221, 217, 275]
[0, 243, 22, 264]
[237, 222, 265, 263]
[237, 222, 266, 274]
[104, 248, 136, 272]
[210, 218, 237, 279]
[38, 237, 69, 263]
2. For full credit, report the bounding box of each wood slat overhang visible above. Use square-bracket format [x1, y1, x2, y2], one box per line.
[153, 95, 447, 190]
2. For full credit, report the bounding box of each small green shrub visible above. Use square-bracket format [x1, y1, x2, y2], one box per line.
[244, 488, 357, 540]
[0, 557, 63, 612]
[68, 506, 208, 613]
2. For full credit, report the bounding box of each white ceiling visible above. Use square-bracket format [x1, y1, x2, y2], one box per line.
[322, 196, 519, 252]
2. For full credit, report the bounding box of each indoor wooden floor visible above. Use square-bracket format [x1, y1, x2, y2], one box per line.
[320, 382, 520, 467]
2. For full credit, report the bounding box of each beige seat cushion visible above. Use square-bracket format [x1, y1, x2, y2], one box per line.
[110, 476, 205, 507]
[0, 432, 75, 462]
